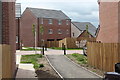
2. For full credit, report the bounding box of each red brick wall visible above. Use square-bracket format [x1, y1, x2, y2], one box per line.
[38, 18, 71, 42]
[2, 2, 16, 77]
[97, 2, 119, 43]
[21, 9, 71, 47]
[20, 9, 37, 47]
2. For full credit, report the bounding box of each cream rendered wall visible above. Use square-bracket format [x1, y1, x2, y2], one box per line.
[71, 23, 82, 38]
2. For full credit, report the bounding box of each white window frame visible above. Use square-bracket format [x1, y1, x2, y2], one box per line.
[48, 19, 52, 24]
[66, 29, 69, 34]
[16, 36, 18, 43]
[48, 29, 53, 34]
[58, 20, 62, 25]
[66, 20, 69, 25]
[41, 18, 43, 24]
[58, 29, 62, 34]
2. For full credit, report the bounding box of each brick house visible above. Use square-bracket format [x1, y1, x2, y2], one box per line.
[20, 7, 71, 47]
[97, 0, 120, 43]
[71, 22, 96, 38]
[71, 22, 97, 47]
[0, 1, 16, 78]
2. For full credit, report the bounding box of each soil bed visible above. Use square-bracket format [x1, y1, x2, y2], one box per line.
[35, 56, 60, 78]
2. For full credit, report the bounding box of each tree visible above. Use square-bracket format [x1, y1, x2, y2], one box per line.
[32, 24, 37, 54]
[39, 25, 44, 46]
[86, 25, 89, 32]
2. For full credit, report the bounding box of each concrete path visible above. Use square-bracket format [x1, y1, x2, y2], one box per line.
[16, 64, 37, 78]
[16, 52, 37, 79]
[16, 49, 83, 55]
[46, 55, 100, 78]
[45, 49, 83, 55]
[16, 50, 41, 55]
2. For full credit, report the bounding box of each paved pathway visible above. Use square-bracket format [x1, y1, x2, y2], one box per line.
[46, 55, 100, 78]
[16, 50, 41, 55]
[16, 64, 37, 78]
[16, 49, 83, 55]
[45, 49, 83, 55]
[16, 52, 37, 79]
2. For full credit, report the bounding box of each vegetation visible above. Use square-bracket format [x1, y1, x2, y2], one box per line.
[50, 47, 83, 50]
[39, 64, 44, 68]
[20, 54, 43, 69]
[21, 47, 42, 51]
[66, 53, 87, 64]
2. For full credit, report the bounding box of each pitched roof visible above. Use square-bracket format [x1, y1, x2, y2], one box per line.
[27, 7, 70, 20]
[72, 22, 97, 37]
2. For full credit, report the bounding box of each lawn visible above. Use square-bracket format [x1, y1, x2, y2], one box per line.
[49, 47, 83, 50]
[20, 54, 42, 69]
[21, 47, 42, 51]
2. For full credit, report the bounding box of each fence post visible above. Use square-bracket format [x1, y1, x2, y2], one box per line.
[62, 43, 64, 50]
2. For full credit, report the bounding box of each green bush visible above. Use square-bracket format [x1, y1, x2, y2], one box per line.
[39, 64, 44, 68]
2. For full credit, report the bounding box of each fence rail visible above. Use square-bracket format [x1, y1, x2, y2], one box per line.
[87, 42, 120, 72]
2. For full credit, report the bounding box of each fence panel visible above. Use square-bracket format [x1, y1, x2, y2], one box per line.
[45, 41, 59, 48]
[0, 44, 13, 78]
[87, 42, 120, 72]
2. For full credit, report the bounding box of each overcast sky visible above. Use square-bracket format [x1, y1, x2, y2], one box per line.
[16, 0, 99, 27]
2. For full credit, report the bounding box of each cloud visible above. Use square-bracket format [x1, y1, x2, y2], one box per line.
[16, 0, 99, 27]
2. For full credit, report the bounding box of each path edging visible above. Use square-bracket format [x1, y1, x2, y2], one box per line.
[64, 55, 103, 78]
[45, 55, 64, 79]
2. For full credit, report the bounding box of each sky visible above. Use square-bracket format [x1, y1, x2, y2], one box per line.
[16, 0, 99, 27]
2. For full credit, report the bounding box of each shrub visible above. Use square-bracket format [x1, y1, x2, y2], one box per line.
[39, 64, 44, 68]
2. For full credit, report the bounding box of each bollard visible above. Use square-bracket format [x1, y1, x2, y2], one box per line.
[42, 46, 44, 55]
[63, 45, 66, 55]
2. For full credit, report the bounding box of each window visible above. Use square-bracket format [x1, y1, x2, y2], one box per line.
[73, 33, 75, 37]
[66, 20, 69, 25]
[41, 18, 43, 24]
[58, 20, 62, 25]
[48, 19, 52, 24]
[66, 29, 69, 34]
[58, 29, 62, 34]
[48, 29, 53, 34]
[16, 36, 18, 43]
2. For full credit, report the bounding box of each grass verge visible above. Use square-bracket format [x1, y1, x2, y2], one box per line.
[21, 47, 42, 51]
[20, 54, 43, 69]
[67, 53, 87, 65]
[66, 53, 104, 76]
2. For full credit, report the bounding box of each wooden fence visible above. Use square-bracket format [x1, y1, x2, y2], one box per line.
[44, 37, 96, 48]
[87, 42, 120, 72]
[77, 37, 96, 41]
[0, 44, 14, 78]
[59, 37, 78, 48]
[45, 41, 59, 48]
